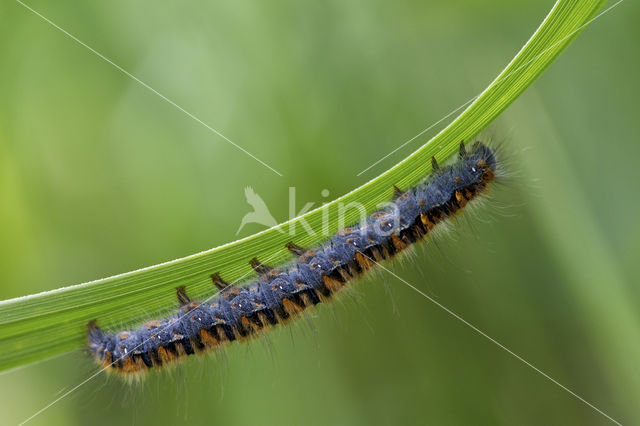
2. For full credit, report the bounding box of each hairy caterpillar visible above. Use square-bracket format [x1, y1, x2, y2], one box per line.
[88, 141, 497, 376]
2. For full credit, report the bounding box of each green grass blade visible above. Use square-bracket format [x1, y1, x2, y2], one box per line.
[0, 0, 607, 372]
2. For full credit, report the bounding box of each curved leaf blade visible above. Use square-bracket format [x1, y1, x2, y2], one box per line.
[0, 0, 607, 372]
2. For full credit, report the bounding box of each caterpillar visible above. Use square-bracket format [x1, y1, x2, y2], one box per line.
[88, 141, 497, 377]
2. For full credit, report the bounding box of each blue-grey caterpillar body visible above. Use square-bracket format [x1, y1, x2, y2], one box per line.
[88, 141, 497, 376]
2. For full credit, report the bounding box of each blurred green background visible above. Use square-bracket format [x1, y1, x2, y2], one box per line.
[1, 0, 639, 424]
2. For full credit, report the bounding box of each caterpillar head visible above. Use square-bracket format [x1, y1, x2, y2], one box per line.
[466, 142, 497, 183]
